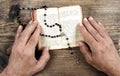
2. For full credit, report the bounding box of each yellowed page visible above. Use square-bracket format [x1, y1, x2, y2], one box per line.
[59, 5, 83, 48]
[36, 8, 62, 50]
[35, 5, 83, 50]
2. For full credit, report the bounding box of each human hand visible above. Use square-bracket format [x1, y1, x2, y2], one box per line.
[0, 20, 50, 76]
[78, 17, 120, 76]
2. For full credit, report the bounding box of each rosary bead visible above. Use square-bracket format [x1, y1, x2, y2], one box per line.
[51, 36, 53, 38]
[68, 47, 72, 50]
[27, 8, 30, 10]
[34, 8, 37, 10]
[44, 20, 46, 22]
[44, 14, 46, 16]
[70, 52, 74, 55]
[52, 25, 55, 27]
[31, 8, 34, 10]
[41, 34, 44, 36]
[67, 43, 70, 45]
[59, 29, 62, 31]
[48, 35, 50, 37]
[59, 25, 62, 28]
[55, 23, 58, 25]
[45, 23, 47, 25]
[66, 38, 69, 40]
[22, 8, 25, 10]
[54, 36, 56, 38]
[50, 26, 52, 28]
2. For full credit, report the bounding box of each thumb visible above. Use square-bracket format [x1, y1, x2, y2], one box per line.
[36, 47, 50, 71]
[79, 41, 92, 61]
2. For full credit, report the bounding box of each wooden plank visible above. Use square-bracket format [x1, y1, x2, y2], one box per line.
[0, 0, 120, 76]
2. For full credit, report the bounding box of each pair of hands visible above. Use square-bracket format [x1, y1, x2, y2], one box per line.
[0, 17, 120, 76]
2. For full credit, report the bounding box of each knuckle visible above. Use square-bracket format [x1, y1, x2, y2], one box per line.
[23, 51, 32, 58]
[31, 36, 36, 42]
[86, 58, 93, 64]
[45, 54, 50, 60]
[37, 65, 45, 71]
[12, 45, 21, 53]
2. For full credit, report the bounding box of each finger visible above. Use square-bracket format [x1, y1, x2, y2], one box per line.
[88, 17, 108, 38]
[78, 24, 97, 47]
[83, 18, 102, 41]
[36, 47, 50, 71]
[25, 24, 41, 54]
[98, 21, 109, 36]
[79, 41, 92, 62]
[15, 25, 23, 41]
[18, 20, 38, 46]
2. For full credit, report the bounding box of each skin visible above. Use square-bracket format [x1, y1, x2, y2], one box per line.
[78, 17, 120, 76]
[0, 20, 50, 76]
[0, 16, 120, 76]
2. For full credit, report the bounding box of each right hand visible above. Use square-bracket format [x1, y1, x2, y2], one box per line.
[78, 17, 120, 76]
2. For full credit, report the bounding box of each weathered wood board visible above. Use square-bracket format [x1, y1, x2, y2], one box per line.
[0, 0, 120, 76]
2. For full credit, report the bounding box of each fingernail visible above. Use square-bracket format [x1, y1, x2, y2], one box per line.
[79, 42, 84, 46]
[29, 20, 33, 24]
[89, 16, 94, 20]
[98, 22, 102, 25]
[84, 18, 88, 21]
[18, 25, 22, 29]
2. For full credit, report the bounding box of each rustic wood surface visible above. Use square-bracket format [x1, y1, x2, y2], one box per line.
[0, 0, 120, 76]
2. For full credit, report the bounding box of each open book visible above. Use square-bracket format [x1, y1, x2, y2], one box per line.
[34, 5, 83, 50]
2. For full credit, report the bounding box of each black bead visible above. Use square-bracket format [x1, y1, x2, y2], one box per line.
[66, 38, 69, 40]
[41, 5, 48, 9]
[55, 23, 58, 25]
[50, 26, 52, 28]
[44, 14, 46, 16]
[48, 35, 50, 37]
[45, 8, 47, 10]
[34, 8, 37, 10]
[67, 43, 70, 45]
[52, 25, 55, 27]
[45, 23, 47, 25]
[51, 36, 53, 38]
[22, 8, 25, 10]
[68, 47, 72, 50]
[44, 20, 46, 22]
[53, 36, 56, 38]
[70, 52, 74, 54]
[41, 34, 44, 36]
[31, 8, 34, 10]
[59, 25, 62, 28]
[17, 16, 20, 19]
[27, 8, 30, 10]
[47, 25, 49, 27]
[59, 29, 62, 31]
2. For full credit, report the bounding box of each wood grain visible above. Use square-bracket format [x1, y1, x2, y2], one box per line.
[0, 0, 120, 76]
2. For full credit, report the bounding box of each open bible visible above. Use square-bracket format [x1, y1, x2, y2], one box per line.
[34, 5, 83, 50]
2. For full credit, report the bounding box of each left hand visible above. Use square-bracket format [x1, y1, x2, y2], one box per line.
[0, 20, 50, 76]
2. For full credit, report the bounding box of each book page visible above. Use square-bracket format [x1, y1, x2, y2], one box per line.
[59, 5, 83, 48]
[35, 8, 62, 50]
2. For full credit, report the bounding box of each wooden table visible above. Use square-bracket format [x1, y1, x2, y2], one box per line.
[0, 0, 120, 76]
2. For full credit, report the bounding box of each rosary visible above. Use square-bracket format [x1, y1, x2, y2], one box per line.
[12, 5, 80, 64]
